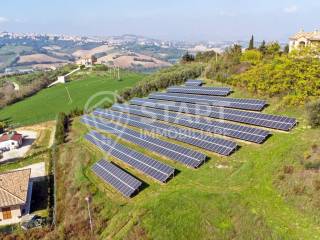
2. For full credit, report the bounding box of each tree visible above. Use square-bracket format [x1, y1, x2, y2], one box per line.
[259, 40, 266, 54]
[181, 52, 195, 63]
[306, 100, 320, 128]
[248, 35, 254, 50]
[225, 44, 242, 64]
[265, 42, 281, 56]
[241, 49, 262, 65]
[284, 44, 290, 54]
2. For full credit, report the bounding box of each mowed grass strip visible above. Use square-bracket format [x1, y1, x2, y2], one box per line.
[0, 71, 144, 126]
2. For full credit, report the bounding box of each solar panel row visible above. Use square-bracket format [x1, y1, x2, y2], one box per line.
[185, 79, 203, 86]
[130, 98, 297, 131]
[149, 92, 267, 111]
[93, 109, 237, 156]
[92, 159, 142, 197]
[167, 86, 231, 96]
[111, 104, 270, 144]
[82, 116, 206, 168]
[86, 131, 175, 182]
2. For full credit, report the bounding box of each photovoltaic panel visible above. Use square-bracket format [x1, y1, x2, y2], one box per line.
[167, 86, 231, 96]
[93, 109, 237, 156]
[85, 131, 175, 183]
[185, 79, 203, 86]
[130, 98, 297, 131]
[111, 104, 270, 144]
[81, 116, 206, 168]
[92, 159, 142, 197]
[149, 92, 266, 111]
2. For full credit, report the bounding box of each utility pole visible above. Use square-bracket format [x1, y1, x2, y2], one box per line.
[85, 196, 93, 233]
[117, 67, 120, 80]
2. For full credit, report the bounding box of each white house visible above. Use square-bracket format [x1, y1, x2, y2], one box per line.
[0, 131, 23, 151]
[0, 169, 32, 225]
[289, 29, 320, 52]
[76, 55, 97, 66]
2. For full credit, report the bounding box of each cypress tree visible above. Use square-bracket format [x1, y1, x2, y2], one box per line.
[248, 35, 254, 49]
[259, 40, 266, 54]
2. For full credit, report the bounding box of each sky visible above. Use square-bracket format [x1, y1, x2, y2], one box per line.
[0, 0, 319, 42]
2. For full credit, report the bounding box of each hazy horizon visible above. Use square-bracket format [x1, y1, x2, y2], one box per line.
[1, 0, 319, 42]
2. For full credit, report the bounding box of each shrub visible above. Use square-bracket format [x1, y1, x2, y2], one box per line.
[54, 112, 69, 145]
[304, 161, 320, 170]
[306, 100, 320, 128]
[240, 49, 262, 65]
[117, 63, 202, 103]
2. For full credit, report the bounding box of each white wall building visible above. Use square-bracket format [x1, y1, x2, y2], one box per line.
[0, 132, 23, 151]
[289, 29, 320, 52]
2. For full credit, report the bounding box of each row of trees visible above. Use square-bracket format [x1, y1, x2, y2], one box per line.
[247, 35, 286, 54]
[54, 112, 69, 145]
[117, 63, 203, 102]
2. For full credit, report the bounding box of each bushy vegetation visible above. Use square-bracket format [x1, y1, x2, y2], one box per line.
[181, 52, 195, 63]
[205, 41, 320, 105]
[117, 63, 203, 102]
[195, 50, 219, 63]
[54, 112, 69, 145]
[231, 49, 320, 104]
[306, 100, 320, 128]
[240, 49, 262, 65]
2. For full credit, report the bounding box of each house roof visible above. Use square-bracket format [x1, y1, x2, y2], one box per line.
[290, 30, 320, 41]
[0, 169, 31, 207]
[0, 131, 23, 143]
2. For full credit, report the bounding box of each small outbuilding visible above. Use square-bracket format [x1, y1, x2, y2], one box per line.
[0, 131, 23, 151]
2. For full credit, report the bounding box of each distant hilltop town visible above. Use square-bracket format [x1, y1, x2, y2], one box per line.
[0, 32, 240, 74]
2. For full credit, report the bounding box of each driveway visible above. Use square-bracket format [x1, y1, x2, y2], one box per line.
[15, 162, 46, 179]
[0, 130, 37, 163]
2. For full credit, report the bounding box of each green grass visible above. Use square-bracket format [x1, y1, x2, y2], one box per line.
[0, 71, 145, 126]
[51, 78, 320, 239]
[71, 110, 320, 240]
[69, 115, 320, 240]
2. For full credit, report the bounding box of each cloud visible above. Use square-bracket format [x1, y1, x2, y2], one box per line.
[0, 17, 8, 23]
[284, 5, 298, 13]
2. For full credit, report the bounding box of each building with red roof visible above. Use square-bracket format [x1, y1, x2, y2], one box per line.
[0, 131, 23, 151]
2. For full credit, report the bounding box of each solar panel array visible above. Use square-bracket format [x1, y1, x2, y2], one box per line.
[167, 86, 231, 96]
[185, 79, 203, 86]
[130, 98, 297, 131]
[93, 109, 237, 156]
[82, 116, 206, 168]
[149, 92, 267, 111]
[85, 131, 175, 182]
[92, 159, 142, 197]
[110, 104, 270, 144]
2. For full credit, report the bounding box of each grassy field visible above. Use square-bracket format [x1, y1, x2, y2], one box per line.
[52, 79, 320, 240]
[0, 70, 145, 126]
